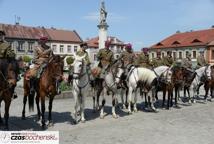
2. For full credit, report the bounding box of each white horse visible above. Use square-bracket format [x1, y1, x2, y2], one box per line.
[127, 67, 158, 113]
[72, 54, 90, 123]
[94, 61, 123, 119]
[190, 65, 212, 103]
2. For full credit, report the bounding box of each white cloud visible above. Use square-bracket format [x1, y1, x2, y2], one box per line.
[82, 12, 126, 22]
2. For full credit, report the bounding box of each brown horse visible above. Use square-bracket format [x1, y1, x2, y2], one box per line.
[171, 66, 185, 107]
[204, 65, 214, 101]
[22, 55, 64, 129]
[0, 58, 22, 130]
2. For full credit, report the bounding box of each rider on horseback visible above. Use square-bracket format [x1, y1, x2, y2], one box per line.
[120, 43, 135, 75]
[162, 51, 174, 67]
[27, 36, 54, 93]
[196, 50, 208, 68]
[96, 40, 114, 79]
[135, 48, 151, 68]
[0, 26, 17, 99]
[150, 50, 163, 67]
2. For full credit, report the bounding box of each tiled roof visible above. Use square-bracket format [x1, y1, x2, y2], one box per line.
[0, 23, 82, 43]
[151, 28, 214, 49]
[86, 36, 125, 49]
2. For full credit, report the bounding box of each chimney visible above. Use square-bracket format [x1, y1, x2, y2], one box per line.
[211, 25, 214, 28]
[176, 30, 180, 33]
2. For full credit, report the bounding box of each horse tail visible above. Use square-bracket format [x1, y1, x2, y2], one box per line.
[24, 73, 35, 112]
[28, 92, 35, 112]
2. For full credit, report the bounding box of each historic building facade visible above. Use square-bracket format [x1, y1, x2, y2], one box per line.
[0, 23, 82, 58]
[150, 28, 214, 64]
[86, 36, 126, 64]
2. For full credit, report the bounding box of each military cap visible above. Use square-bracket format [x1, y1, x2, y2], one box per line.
[105, 40, 111, 48]
[125, 43, 132, 49]
[39, 36, 49, 42]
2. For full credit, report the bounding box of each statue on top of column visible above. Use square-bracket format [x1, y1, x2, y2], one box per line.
[100, 1, 107, 24]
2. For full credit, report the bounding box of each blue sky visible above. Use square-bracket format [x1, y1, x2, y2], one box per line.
[0, 0, 214, 50]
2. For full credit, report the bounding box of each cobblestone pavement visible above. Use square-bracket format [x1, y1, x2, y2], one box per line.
[1, 88, 214, 144]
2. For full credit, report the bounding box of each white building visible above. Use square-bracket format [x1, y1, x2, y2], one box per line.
[86, 36, 126, 64]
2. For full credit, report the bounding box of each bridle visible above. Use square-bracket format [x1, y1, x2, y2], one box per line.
[73, 59, 90, 89]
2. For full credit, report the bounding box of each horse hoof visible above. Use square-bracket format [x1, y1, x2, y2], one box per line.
[100, 115, 104, 119]
[134, 108, 138, 113]
[152, 108, 158, 113]
[128, 111, 132, 115]
[81, 119, 86, 123]
[48, 122, 54, 127]
[193, 100, 196, 103]
[112, 114, 118, 119]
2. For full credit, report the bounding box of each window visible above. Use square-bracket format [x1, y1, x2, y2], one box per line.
[60, 45, 64, 53]
[186, 51, 191, 58]
[179, 51, 182, 59]
[74, 46, 78, 52]
[67, 45, 72, 53]
[193, 51, 196, 58]
[173, 52, 177, 59]
[212, 50, 214, 59]
[152, 53, 154, 59]
[52, 45, 57, 52]
[17, 41, 24, 52]
[162, 52, 165, 58]
[94, 54, 97, 61]
[28, 42, 33, 53]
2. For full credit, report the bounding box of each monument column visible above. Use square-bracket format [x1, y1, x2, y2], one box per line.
[98, 0, 109, 49]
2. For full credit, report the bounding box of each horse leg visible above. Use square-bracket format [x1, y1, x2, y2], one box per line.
[80, 94, 86, 123]
[128, 86, 133, 114]
[96, 88, 102, 111]
[100, 89, 106, 119]
[162, 89, 166, 108]
[120, 88, 126, 109]
[112, 94, 118, 118]
[48, 96, 54, 127]
[40, 95, 46, 129]
[73, 90, 79, 124]
[4, 99, 11, 130]
[133, 89, 138, 112]
[22, 91, 28, 120]
[167, 88, 171, 109]
[36, 94, 41, 121]
[187, 87, 191, 104]
[144, 92, 148, 108]
[204, 84, 209, 102]
[151, 87, 158, 112]
[92, 96, 96, 112]
[0, 100, 3, 125]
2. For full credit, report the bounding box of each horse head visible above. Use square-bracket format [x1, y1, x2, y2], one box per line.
[171, 66, 185, 84]
[73, 54, 86, 79]
[162, 68, 173, 83]
[204, 65, 212, 80]
[49, 55, 64, 82]
[111, 59, 125, 84]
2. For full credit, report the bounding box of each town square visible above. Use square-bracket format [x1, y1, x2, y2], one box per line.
[1, 0, 214, 144]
